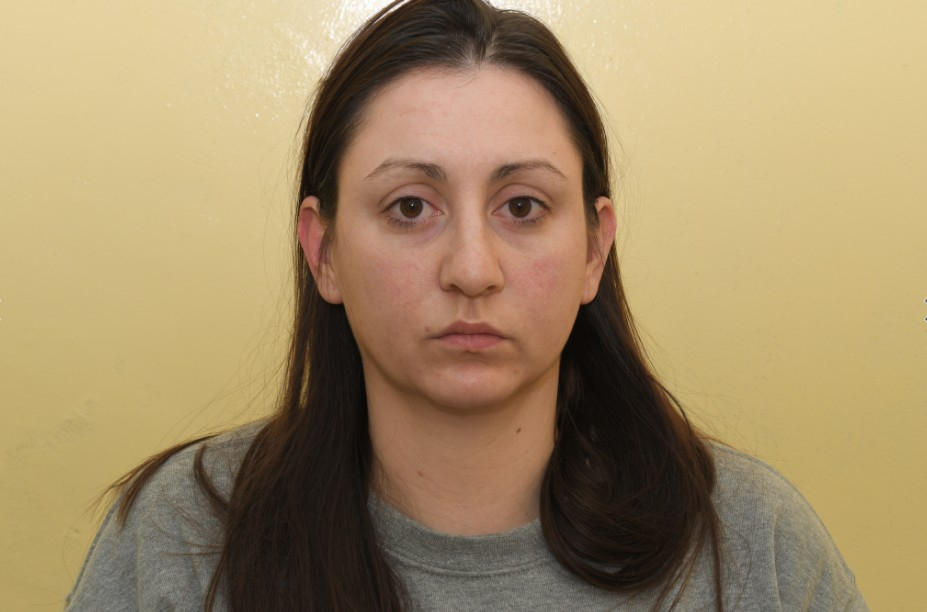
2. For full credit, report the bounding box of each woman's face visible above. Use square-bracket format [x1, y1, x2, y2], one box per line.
[299, 66, 615, 413]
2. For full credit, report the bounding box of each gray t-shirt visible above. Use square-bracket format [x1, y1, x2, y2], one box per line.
[66, 424, 868, 610]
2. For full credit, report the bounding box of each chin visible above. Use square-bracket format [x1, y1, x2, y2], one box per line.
[421, 375, 545, 415]
[431, 392, 515, 414]
[420, 358, 559, 411]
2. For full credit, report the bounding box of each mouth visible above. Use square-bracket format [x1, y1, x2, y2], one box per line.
[434, 321, 506, 351]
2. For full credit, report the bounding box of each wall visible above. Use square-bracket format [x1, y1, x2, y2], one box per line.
[1, 1, 924, 609]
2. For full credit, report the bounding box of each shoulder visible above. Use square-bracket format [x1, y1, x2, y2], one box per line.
[710, 443, 817, 521]
[709, 442, 844, 550]
[707, 443, 868, 611]
[117, 419, 263, 530]
[139, 420, 263, 506]
[66, 420, 265, 611]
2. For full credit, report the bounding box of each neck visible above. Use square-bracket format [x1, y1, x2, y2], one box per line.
[368, 384, 557, 536]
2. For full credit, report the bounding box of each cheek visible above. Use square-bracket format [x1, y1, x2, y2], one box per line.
[515, 249, 587, 320]
[338, 245, 431, 326]
[524, 243, 587, 295]
[527, 258, 567, 293]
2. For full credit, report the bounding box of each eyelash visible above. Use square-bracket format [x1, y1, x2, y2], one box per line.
[500, 196, 548, 225]
[383, 195, 548, 229]
[384, 196, 437, 229]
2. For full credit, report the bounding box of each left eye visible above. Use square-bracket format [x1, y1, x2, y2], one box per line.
[499, 196, 546, 223]
[507, 197, 534, 218]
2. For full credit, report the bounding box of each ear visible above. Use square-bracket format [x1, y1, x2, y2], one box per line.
[581, 196, 617, 304]
[297, 196, 343, 304]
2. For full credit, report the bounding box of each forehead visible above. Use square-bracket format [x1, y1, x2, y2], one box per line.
[339, 66, 582, 182]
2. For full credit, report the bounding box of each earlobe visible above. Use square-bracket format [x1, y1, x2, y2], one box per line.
[581, 196, 617, 304]
[297, 196, 343, 304]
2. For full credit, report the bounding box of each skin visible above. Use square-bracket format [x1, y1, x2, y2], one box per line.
[298, 66, 616, 535]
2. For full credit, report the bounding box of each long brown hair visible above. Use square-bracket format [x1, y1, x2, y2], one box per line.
[115, 1, 723, 609]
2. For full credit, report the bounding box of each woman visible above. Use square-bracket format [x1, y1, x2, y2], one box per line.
[67, 0, 866, 610]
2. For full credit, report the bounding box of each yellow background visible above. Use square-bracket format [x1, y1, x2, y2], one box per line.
[2, 1, 924, 609]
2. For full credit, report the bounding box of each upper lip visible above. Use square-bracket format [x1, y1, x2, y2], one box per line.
[434, 321, 505, 338]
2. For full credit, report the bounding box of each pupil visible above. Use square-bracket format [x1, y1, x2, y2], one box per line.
[399, 198, 422, 218]
[510, 198, 531, 218]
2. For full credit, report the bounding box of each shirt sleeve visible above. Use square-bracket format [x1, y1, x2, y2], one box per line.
[712, 445, 869, 611]
[767, 476, 869, 611]
[65, 447, 223, 611]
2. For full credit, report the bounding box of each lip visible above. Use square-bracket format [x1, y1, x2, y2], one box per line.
[433, 321, 506, 351]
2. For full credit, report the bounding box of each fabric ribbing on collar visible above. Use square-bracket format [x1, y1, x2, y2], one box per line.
[368, 496, 550, 574]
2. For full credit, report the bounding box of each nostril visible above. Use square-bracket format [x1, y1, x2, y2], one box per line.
[439, 232, 504, 297]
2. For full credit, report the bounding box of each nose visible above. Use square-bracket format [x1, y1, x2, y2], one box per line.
[438, 213, 504, 297]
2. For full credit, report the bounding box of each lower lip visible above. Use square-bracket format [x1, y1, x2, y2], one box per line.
[438, 333, 504, 351]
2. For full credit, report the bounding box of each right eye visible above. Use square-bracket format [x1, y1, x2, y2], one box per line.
[397, 197, 426, 218]
[385, 196, 440, 228]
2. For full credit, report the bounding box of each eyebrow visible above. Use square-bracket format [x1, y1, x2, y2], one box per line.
[365, 159, 447, 181]
[491, 160, 567, 182]
[364, 158, 567, 182]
